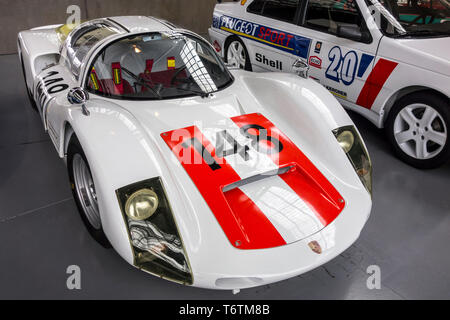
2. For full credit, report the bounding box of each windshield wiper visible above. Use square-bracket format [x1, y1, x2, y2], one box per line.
[172, 86, 211, 98]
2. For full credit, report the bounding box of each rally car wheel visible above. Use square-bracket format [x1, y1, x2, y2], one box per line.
[225, 37, 252, 71]
[68, 136, 110, 247]
[386, 92, 450, 169]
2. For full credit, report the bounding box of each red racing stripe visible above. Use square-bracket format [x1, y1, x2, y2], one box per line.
[231, 113, 345, 227]
[161, 125, 286, 249]
[356, 59, 398, 109]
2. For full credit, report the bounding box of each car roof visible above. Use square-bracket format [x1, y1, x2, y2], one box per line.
[107, 16, 174, 33]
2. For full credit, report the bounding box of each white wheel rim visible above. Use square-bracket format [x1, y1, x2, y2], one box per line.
[393, 103, 447, 160]
[73, 154, 101, 230]
[227, 41, 246, 69]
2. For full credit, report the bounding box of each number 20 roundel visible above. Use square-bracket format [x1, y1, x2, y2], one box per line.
[161, 113, 345, 250]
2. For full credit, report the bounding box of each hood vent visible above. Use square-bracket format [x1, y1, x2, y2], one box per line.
[222, 165, 294, 192]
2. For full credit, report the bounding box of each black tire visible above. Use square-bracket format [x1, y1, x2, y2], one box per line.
[385, 92, 450, 169]
[224, 36, 252, 71]
[67, 135, 111, 247]
[18, 51, 38, 112]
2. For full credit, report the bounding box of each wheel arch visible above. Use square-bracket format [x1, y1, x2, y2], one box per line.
[223, 34, 253, 71]
[382, 86, 450, 126]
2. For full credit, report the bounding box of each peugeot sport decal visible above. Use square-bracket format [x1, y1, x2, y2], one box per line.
[213, 14, 312, 60]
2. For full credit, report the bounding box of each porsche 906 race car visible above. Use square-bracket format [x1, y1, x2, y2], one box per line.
[18, 16, 371, 290]
[210, 0, 450, 169]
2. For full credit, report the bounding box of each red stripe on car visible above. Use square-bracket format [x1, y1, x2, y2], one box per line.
[356, 59, 398, 109]
[230, 113, 345, 227]
[161, 125, 286, 249]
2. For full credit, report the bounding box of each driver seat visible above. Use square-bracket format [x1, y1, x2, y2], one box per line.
[99, 62, 134, 95]
[139, 58, 187, 92]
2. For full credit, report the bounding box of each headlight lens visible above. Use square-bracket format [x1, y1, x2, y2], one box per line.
[333, 126, 372, 196]
[116, 178, 193, 285]
[125, 189, 159, 221]
[336, 130, 355, 153]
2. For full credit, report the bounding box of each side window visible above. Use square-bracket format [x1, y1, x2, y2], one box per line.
[305, 0, 365, 36]
[262, 0, 300, 23]
[247, 0, 265, 14]
[67, 24, 118, 78]
[248, 0, 300, 23]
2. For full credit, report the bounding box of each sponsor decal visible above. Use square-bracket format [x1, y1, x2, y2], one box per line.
[167, 57, 176, 70]
[309, 56, 322, 69]
[241, 0, 248, 4]
[161, 113, 345, 249]
[256, 53, 283, 71]
[314, 41, 322, 54]
[325, 85, 348, 99]
[216, 15, 311, 59]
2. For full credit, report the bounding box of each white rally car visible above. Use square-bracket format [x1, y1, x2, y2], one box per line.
[210, 0, 450, 168]
[18, 16, 371, 290]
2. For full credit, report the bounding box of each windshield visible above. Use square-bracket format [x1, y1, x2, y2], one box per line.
[366, 0, 450, 37]
[86, 32, 233, 100]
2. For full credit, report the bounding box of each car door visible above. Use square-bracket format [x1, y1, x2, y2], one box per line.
[297, 0, 381, 106]
[245, 0, 307, 73]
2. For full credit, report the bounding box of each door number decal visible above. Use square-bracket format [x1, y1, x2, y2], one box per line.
[325, 46, 359, 86]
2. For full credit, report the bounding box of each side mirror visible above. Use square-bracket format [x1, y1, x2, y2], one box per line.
[67, 87, 90, 116]
[337, 25, 371, 43]
[292, 59, 309, 79]
[68, 87, 89, 104]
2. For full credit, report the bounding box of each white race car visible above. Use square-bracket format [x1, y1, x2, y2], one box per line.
[18, 16, 371, 290]
[210, 0, 450, 168]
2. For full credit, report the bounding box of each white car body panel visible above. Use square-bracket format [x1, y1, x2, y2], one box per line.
[18, 16, 371, 290]
[209, 0, 450, 128]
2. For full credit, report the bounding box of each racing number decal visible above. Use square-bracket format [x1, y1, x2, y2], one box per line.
[35, 71, 69, 110]
[180, 124, 284, 172]
[325, 46, 359, 86]
[341, 51, 358, 85]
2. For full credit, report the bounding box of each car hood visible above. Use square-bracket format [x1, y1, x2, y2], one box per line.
[96, 73, 364, 250]
[381, 36, 450, 76]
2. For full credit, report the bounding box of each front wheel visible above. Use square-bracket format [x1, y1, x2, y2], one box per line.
[67, 135, 110, 247]
[386, 92, 449, 169]
[224, 37, 252, 71]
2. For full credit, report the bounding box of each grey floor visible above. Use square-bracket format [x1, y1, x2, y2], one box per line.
[0, 53, 449, 300]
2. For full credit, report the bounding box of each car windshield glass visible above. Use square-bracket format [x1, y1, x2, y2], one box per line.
[365, 0, 450, 37]
[86, 32, 233, 100]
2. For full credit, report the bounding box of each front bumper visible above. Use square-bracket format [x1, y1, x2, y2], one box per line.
[190, 196, 371, 290]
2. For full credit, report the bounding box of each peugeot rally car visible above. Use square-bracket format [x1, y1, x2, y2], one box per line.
[18, 16, 371, 290]
[210, 0, 450, 169]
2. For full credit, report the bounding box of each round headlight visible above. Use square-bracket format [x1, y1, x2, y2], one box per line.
[337, 130, 355, 153]
[125, 189, 159, 221]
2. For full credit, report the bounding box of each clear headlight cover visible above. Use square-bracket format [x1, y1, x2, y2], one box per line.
[333, 126, 372, 196]
[116, 177, 193, 285]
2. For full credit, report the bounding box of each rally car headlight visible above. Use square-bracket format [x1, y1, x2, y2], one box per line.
[116, 177, 193, 285]
[125, 189, 159, 221]
[333, 126, 372, 196]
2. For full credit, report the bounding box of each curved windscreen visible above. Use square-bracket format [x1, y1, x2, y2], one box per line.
[86, 32, 233, 100]
[366, 0, 450, 37]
